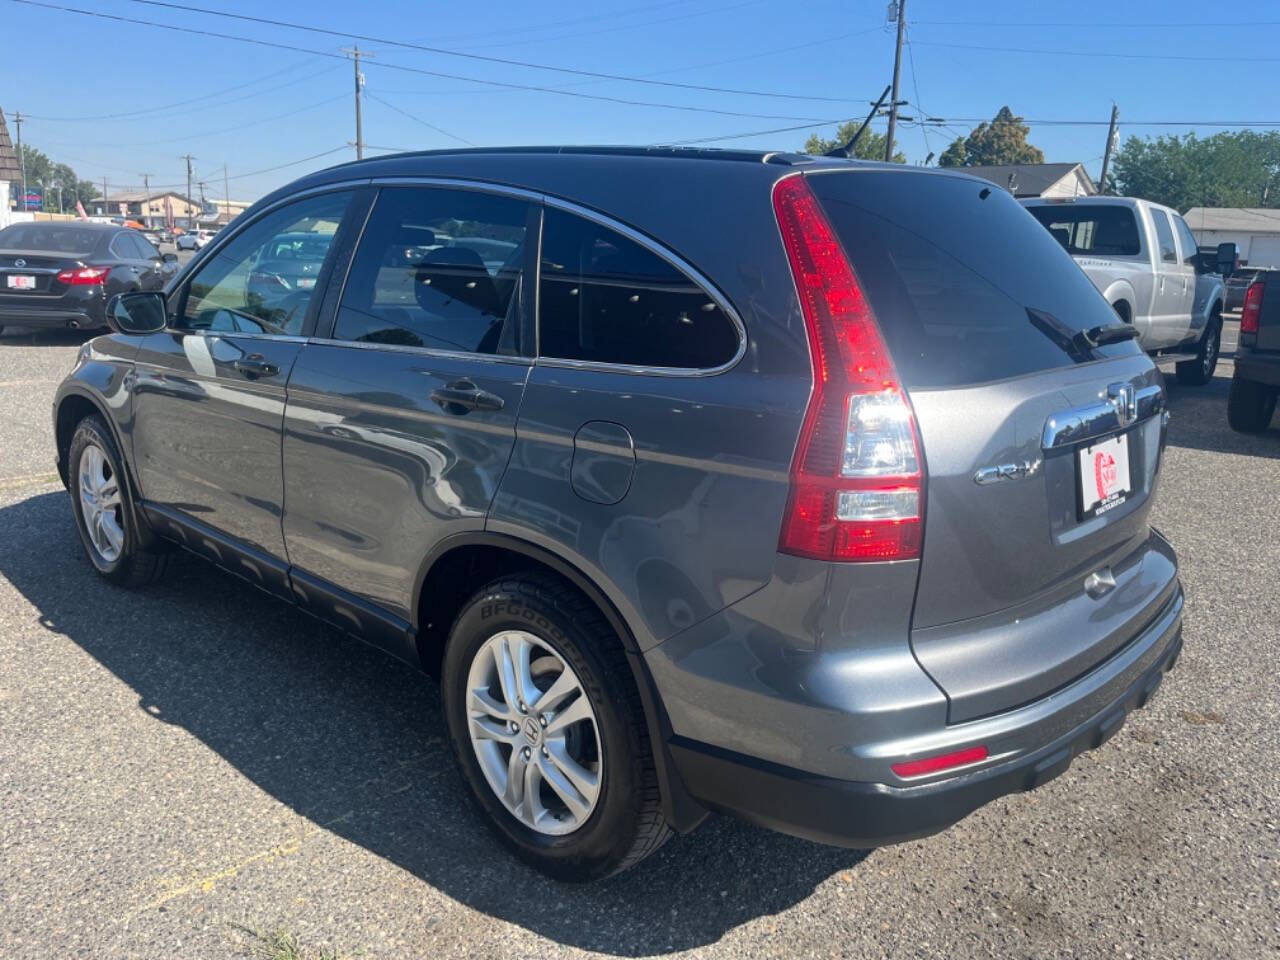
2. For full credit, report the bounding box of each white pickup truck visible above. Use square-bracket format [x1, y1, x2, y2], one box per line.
[1022, 196, 1225, 385]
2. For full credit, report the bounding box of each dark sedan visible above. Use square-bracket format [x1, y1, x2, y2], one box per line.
[0, 222, 180, 336]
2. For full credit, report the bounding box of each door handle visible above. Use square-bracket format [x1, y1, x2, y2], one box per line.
[430, 379, 504, 413]
[234, 355, 279, 378]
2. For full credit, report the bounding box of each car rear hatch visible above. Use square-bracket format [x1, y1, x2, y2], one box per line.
[0, 250, 82, 298]
[806, 168, 1174, 723]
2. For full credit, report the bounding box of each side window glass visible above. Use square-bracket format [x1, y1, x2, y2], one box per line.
[1152, 210, 1177, 264]
[1174, 216, 1199, 266]
[180, 191, 351, 336]
[333, 187, 530, 354]
[131, 234, 157, 259]
[110, 235, 132, 260]
[538, 208, 739, 369]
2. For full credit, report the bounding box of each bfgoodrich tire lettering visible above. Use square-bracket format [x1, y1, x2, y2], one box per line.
[442, 574, 670, 881]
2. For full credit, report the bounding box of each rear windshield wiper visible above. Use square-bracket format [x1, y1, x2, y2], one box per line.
[1075, 322, 1139, 349]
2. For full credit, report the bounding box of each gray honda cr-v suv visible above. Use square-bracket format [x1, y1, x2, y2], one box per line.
[53, 147, 1184, 881]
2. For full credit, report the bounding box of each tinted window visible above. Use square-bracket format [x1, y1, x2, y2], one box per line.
[1152, 210, 1177, 263]
[1026, 205, 1140, 256]
[0, 224, 100, 254]
[809, 171, 1141, 389]
[1173, 215, 1199, 266]
[538, 208, 738, 369]
[181, 191, 351, 336]
[334, 187, 530, 355]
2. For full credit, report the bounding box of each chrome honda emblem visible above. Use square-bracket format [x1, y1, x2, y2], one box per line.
[13, 258, 25, 268]
[1107, 382, 1136, 427]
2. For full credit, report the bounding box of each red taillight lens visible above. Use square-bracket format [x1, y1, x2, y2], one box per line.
[772, 174, 924, 563]
[1241, 281, 1264, 334]
[56, 266, 111, 286]
[891, 745, 988, 779]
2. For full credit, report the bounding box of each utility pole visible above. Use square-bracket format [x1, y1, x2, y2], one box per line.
[13, 110, 25, 211]
[885, 0, 907, 162]
[140, 172, 152, 227]
[102, 176, 108, 217]
[342, 45, 372, 159]
[223, 164, 230, 225]
[179, 154, 195, 230]
[1098, 104, 1119, 195]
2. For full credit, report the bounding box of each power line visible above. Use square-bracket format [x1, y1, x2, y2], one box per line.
[22, 59, 327, 122]
[11, 1, 846, 123]
[913, 18, 1280, 28]
[119, 0, 863, 103]
[409, 0, 688, 45]
[364, 92, 474, 146]
[903, 33, 931, 158]
[669, 116, 862, 146]
[911, 39, 1280, 63]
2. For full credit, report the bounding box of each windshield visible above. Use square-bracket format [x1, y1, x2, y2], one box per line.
[0, 224, 101, 254]
[808, 171, 1142, 389]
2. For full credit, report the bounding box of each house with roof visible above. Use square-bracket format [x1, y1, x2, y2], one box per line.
[0, 108, 22, 229]
[1184, 207, 1280, 267]
[959, 162, 1098, 199]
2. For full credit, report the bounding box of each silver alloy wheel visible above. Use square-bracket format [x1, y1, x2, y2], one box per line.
[465, 630, 603, 836]
[1204, 324, 1220, 376]
[78, 443, 124, 563]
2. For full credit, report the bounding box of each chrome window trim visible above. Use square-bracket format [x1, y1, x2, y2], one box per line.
[536, 195, 747, 378]
[302, 336, 532, 365]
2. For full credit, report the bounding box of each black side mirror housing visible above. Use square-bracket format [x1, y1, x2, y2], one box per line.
[162, 252, 179, 264]
[1217, 241, 1238, 276]
[106, 291, 169, 335]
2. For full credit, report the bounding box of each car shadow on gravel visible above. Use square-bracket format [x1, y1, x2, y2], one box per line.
[0, 490, 867, 956]
[1161, 365, 1280, 459]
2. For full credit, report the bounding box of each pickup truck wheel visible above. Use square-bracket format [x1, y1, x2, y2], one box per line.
[1175, 311, 1221, 386]
[442, 574, 670, 881]
[1227, 377, 1277, 433]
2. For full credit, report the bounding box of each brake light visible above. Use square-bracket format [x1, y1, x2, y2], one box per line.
[891, 745, 989, 779]
[56, 266, 111, 286]
[1241, 281, 1264, 334]
[772, 174, 924, 562]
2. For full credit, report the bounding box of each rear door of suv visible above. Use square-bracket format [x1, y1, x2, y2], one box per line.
[807, 169, 1175, 723]
[279, 183, 536, 655]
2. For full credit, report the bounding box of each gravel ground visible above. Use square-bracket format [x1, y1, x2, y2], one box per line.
[0, 320, 1277, 959]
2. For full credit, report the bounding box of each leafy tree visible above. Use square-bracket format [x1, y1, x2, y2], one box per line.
[937, 106, 1045, 167]
[1113, 131, 1280, 211]
[11, 144, 100, 212]
[803, 121, 906, 163]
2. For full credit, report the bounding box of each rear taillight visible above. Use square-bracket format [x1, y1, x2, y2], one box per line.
[56, 266, 111, 286]
[772, 174, 924, 563]
[1241, 281, 1264, 334]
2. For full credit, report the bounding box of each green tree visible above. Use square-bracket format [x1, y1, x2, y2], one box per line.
[937, 106, 1045, 167]
[803, 121, 906, 163]
[12, 144, 100, 212]
[1113, 131, 1280, 211]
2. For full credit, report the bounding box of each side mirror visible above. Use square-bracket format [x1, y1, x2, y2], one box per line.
[107, 291, 168, 335]
[162, 252, 179, 264]
[1217, 241, 1238, 276]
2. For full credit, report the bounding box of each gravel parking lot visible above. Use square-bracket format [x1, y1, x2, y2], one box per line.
[1, 318, 1277, 959]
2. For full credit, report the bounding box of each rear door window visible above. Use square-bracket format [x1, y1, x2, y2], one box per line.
[1173, 215, 1200, 266]
[1025, 205, 1140, 257]
[808, 170, 1142, 389]
[537, 207, 739, 369]
[1152, 210, 1177, 263]
[333, 186, 531, 355]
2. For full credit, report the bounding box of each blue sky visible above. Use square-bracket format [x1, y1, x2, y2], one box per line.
[4, 0, 1279, 202]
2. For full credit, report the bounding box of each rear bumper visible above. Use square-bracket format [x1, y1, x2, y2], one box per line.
[1235, 352, 1280, 387]
[659, 566, 1184, 849]
[0, 292, 106, 329]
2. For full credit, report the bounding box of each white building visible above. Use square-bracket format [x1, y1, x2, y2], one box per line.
[961, 162, 1098, 199]
[1184, 208, 1280, 267]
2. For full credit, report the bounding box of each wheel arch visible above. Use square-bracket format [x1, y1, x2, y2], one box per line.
[412, 530, 708, 833]
[55, 387, 125, 488]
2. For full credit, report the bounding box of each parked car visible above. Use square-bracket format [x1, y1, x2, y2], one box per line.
[54, 148, 1183, 881]
[141, 230, 164, 248]
[1225, 265, 1269, 312]
[0, 221, 179, 336]
[1022, 196, 1225, 385]
[175, 229, 212, 251]
[1227, 270, 1279, 432]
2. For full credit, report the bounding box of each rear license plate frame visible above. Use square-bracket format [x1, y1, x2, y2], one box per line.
[6, 274, 37, 290]
[1077, 430, 1133, 520]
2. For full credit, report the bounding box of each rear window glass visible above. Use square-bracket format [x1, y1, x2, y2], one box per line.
[1026, 204, 1140, 257]
[808, 171, 1142, 389]
[0, 224, 101, 254]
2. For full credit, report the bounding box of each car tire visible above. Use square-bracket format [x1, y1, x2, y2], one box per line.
[441, 574, 670, 882]
[1175, 309, 1221, 386]
[1226, 377, 1277, 433]
[68, 415, 170, 587]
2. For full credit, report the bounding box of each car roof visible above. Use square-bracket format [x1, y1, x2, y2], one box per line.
[4, 221, 119, 231]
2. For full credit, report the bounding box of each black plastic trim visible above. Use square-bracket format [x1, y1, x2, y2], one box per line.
[670, 624, 1183, 849]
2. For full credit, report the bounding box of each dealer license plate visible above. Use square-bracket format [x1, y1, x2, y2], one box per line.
[6, 274, 36, 290]
[1078, 433, 1131, 519]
